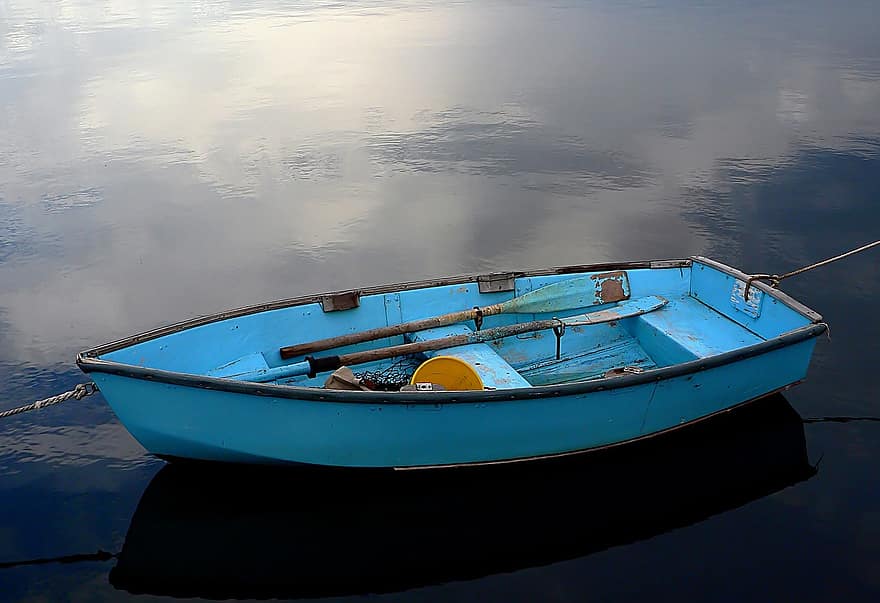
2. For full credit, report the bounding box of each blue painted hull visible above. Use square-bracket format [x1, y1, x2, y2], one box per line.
[92, 344, 815, 467]
[79, 257, 826, 468]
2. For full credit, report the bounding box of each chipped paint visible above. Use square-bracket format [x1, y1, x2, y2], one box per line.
[730, 280, 763, 318]
[590, 271, 630, 304]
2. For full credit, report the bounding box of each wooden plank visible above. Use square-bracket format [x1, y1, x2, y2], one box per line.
[517, 338, 657, 386]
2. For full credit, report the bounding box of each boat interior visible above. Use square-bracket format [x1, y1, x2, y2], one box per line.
[98, 258, 815, 391]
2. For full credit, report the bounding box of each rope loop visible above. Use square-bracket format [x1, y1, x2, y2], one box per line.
[743, 274, 779, 300]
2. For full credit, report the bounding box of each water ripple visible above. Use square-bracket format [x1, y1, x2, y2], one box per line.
[0, 422, 150, 474]
[366, 107, 652, 190]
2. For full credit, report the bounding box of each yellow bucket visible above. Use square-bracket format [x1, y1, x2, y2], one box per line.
[410, 356, 484, 391]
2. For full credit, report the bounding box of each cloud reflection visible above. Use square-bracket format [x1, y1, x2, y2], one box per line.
[0, 0, 878, 369]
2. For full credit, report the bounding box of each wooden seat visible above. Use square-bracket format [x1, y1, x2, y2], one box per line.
[406, 325, 531, 390]
[632, 296, 764, 363]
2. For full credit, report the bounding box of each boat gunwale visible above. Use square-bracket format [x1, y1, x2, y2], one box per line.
[77, 257, 822, 359]
[77, 322, 827, 404]
[79, 259, 692, 359]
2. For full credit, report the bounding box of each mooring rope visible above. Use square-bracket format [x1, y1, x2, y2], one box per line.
[803, 416, 880, 424]
[744, 239, 880, 298]
[0, 382, 99, 420]
[0, 549, 116, 569]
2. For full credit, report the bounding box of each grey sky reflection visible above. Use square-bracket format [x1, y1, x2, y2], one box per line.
[0, 0, 879, 367]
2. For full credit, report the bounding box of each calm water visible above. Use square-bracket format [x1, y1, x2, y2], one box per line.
[1, 0, 879, 600]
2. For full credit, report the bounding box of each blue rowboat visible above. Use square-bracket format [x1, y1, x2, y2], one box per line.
[76, 256, 827, 468]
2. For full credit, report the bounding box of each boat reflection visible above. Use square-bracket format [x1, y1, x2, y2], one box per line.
[110, 394, 815, 599]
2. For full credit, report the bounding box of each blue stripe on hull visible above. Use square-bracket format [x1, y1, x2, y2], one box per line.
[90, 338, 816, 468]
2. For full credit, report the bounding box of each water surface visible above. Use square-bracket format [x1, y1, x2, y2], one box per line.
[1, 1, 879, 600]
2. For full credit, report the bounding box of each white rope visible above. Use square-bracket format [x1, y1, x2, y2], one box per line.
[0, 382, 98, 420]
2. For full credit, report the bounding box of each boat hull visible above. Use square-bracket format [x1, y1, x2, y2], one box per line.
[89, 337, 818, 468]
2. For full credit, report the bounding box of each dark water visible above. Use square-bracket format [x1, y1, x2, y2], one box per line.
[1, 0, 879, 600]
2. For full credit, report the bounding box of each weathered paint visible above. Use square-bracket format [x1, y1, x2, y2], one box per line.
[490, 272, 630, 314]
[78, 259, 826, 467]
[518, 336, 656, 385]
[630, 295, 764, 364]
[281, 273, 630, 359]
[205, 352, 269, 379]
[592, 271, 628, 304]
[242, 296, 667, 383]
[730, 280, 763, 319]
[689, 259, 812, 338]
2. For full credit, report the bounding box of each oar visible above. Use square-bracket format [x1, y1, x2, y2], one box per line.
[243, 295, 666, 383]
[279, 273, 628, 359]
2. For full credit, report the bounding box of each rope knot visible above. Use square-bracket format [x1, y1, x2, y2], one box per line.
[0, 382, 99, 420]
[73, 382, 98, 399]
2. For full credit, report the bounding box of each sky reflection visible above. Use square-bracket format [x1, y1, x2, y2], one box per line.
[1, 1, 880, 600]
[0, 0, 878, 395]
[0, 0, 878, 369]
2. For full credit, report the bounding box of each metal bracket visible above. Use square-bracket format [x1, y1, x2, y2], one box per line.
[320, 291, 360, 312]
[650, 260, 691, 269]
[477, 272, 516, 293]
[473, 307, 484, 331]
[552, 319, 566, 360]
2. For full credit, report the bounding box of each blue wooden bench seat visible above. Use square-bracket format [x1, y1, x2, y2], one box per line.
[631, 295, 764, 365]
[405, 325, 531, 390]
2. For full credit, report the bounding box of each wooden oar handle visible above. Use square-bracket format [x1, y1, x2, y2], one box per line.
[278, 273, 631, 359]
[322, 296, 667, 373]
[280, 307, 485, 359]
[248, 296, 666, 383]
[334, 321, 555, 368]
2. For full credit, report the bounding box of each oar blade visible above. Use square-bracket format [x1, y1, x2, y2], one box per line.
[502, 272, 630, 314]
[561, 295, 667, 326]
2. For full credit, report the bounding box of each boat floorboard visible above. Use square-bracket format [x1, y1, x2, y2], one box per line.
[515, 335, 657, 386]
